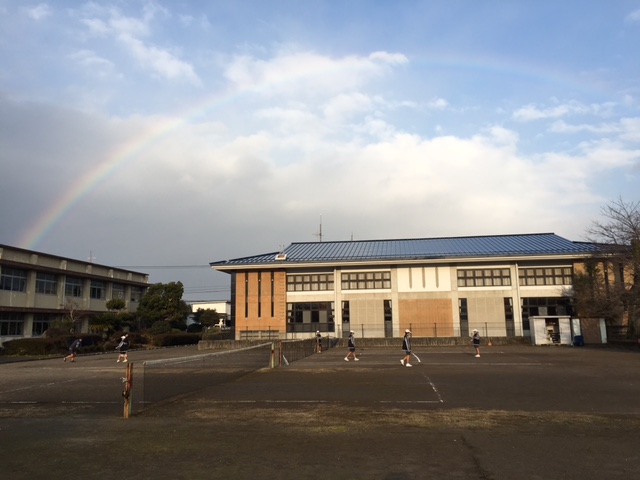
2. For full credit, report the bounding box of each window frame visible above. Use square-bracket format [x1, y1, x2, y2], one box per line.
[341, 271, 391, 290]
[0, 267, 27, 292]
[65, 276, 84, 297]
[518, 267, 573, 286]
[35, 272, 58, 295]
[457, 268, 511, 287]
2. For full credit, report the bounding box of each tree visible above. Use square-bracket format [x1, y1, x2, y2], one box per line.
[106, 298, 126, 311]
[583, 197, 640, 337]
[193, 308, 222, 328]
[135, 281, 191, 330]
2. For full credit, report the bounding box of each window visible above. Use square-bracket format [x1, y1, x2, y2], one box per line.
[286, 302, 335, 333]
[36, 272, 58, 295]
[33, 314, 56, 336]
[270, 272, 275, 318]
[384, 300, 393, 337]
[90, 280, 106, 300]
[342, 301, 350, 324]
[519, 267, 573, 286]
[65, 277, 83, 297]
[504, 297, 515, 337]
[130, 286, 144, 302]
[258, 274, 262, 318]
[112, 283, 126, 300]
[521, 297, 573, 330]
[341, 271, 391, 290]
[457, 269, 511, 287]
[0, 267, 27, 292]
[0, 313, 24, 336]
[287, 273, 334, 292]
[459, 298, 469, 336]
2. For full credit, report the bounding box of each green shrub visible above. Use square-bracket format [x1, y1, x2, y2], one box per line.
[2, 334, 110, 356]
[202, 329, 234, 341]
[2, 337, 67, 356]
[148, 321, 172, 335]
[150, 333, 201, 347]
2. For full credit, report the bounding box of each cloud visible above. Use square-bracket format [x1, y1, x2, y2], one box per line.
[223, 50, 408, 98]
[74, 3, 200, 85]
[549, 117, 640, 143]
[69, 49, 116, 75]
[22, 3, 52, 21]
[368, 51, 409, 65]
[625, 9, 640, 23]
[549, 120, 619, 135]
[117, 34, 201, 85]
[512, 101, 615, 122]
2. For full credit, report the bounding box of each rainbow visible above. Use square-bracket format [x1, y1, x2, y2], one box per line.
[19, 52, 603, 249]
[19, 87, 243, 250]
[20, 114, 187, 249]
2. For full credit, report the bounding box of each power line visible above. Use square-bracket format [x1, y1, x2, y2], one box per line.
[115, 265, 212, 269]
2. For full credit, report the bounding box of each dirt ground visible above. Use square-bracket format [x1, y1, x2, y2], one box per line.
[1, 344, 639, 480]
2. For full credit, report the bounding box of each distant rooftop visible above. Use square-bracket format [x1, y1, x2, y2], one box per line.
[210, 233, 597, 268]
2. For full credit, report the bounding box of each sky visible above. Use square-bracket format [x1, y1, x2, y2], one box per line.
[1, 1, 639, 302]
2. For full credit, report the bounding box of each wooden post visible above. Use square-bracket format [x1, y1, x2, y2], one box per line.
[122, 362, 133, 419]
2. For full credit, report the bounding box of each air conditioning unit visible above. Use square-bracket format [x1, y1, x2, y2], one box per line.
[275, 253, 287, 261]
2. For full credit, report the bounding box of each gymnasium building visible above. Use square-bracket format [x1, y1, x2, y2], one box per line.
[0, 244, 148, 346]
[210, 233, 604, 343]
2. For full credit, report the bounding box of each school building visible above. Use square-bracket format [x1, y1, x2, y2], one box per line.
[210, 233, 604, 343]
[0, 244, 149, 346]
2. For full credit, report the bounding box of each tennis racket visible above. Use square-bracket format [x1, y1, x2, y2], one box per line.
[412, 352, 421, 363]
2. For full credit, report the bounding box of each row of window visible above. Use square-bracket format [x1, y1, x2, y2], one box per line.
[0, 268, 144, 301]
[0, 313, 57, 336]
[283, 296, 564, 336]
[287, 271, 393, 292]
[286, 267, 574, 291]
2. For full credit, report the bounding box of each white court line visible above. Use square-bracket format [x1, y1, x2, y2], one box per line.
[190, 400, 443, 405]
[423, 372, 444, 403]
[0, 378, 78, 395]
[414, 362, 549, 366]
[0, 401, 121, 405]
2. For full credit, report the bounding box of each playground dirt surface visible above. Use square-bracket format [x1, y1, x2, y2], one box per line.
[1, 344, 639, 480]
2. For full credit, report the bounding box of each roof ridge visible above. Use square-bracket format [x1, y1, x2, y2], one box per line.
[288, 232, 558, 246]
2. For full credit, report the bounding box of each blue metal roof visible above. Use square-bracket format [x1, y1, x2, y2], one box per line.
[211, 233, 597, 268]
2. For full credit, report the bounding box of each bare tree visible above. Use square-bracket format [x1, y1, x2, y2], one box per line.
[585, 197, 640, 337]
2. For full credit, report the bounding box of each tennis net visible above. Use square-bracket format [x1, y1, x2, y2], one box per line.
[140, 342, 273, 410]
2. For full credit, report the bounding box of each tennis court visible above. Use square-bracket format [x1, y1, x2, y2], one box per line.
[1, 344, 639, 479]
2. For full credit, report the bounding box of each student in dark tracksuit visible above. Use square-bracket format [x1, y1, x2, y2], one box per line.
[344, 331, 359, 361]
[64, 338, 82, 363]
[401, 329, 413, 367]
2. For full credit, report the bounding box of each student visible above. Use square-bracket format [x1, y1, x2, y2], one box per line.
[401, 329, 413, 367]
[344, 331, 359, 361]
[471, 329, 481, 357]
[63, 338, 82, 363]
[116, 334, 130, 363]
[315, 330, 322, 353]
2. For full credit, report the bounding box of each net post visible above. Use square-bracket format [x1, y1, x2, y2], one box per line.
[123, 362, 133, 419]
[270, 342, 275, 368]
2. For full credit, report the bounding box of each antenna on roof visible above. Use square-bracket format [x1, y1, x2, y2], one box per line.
[88, 251, 96, 263]
[314, 214, 323, 242]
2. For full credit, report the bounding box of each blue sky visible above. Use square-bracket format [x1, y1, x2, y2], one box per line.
[1, 1, 639, 300]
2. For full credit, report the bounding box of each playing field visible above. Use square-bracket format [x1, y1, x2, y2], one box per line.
[1, 344, 639, 479]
